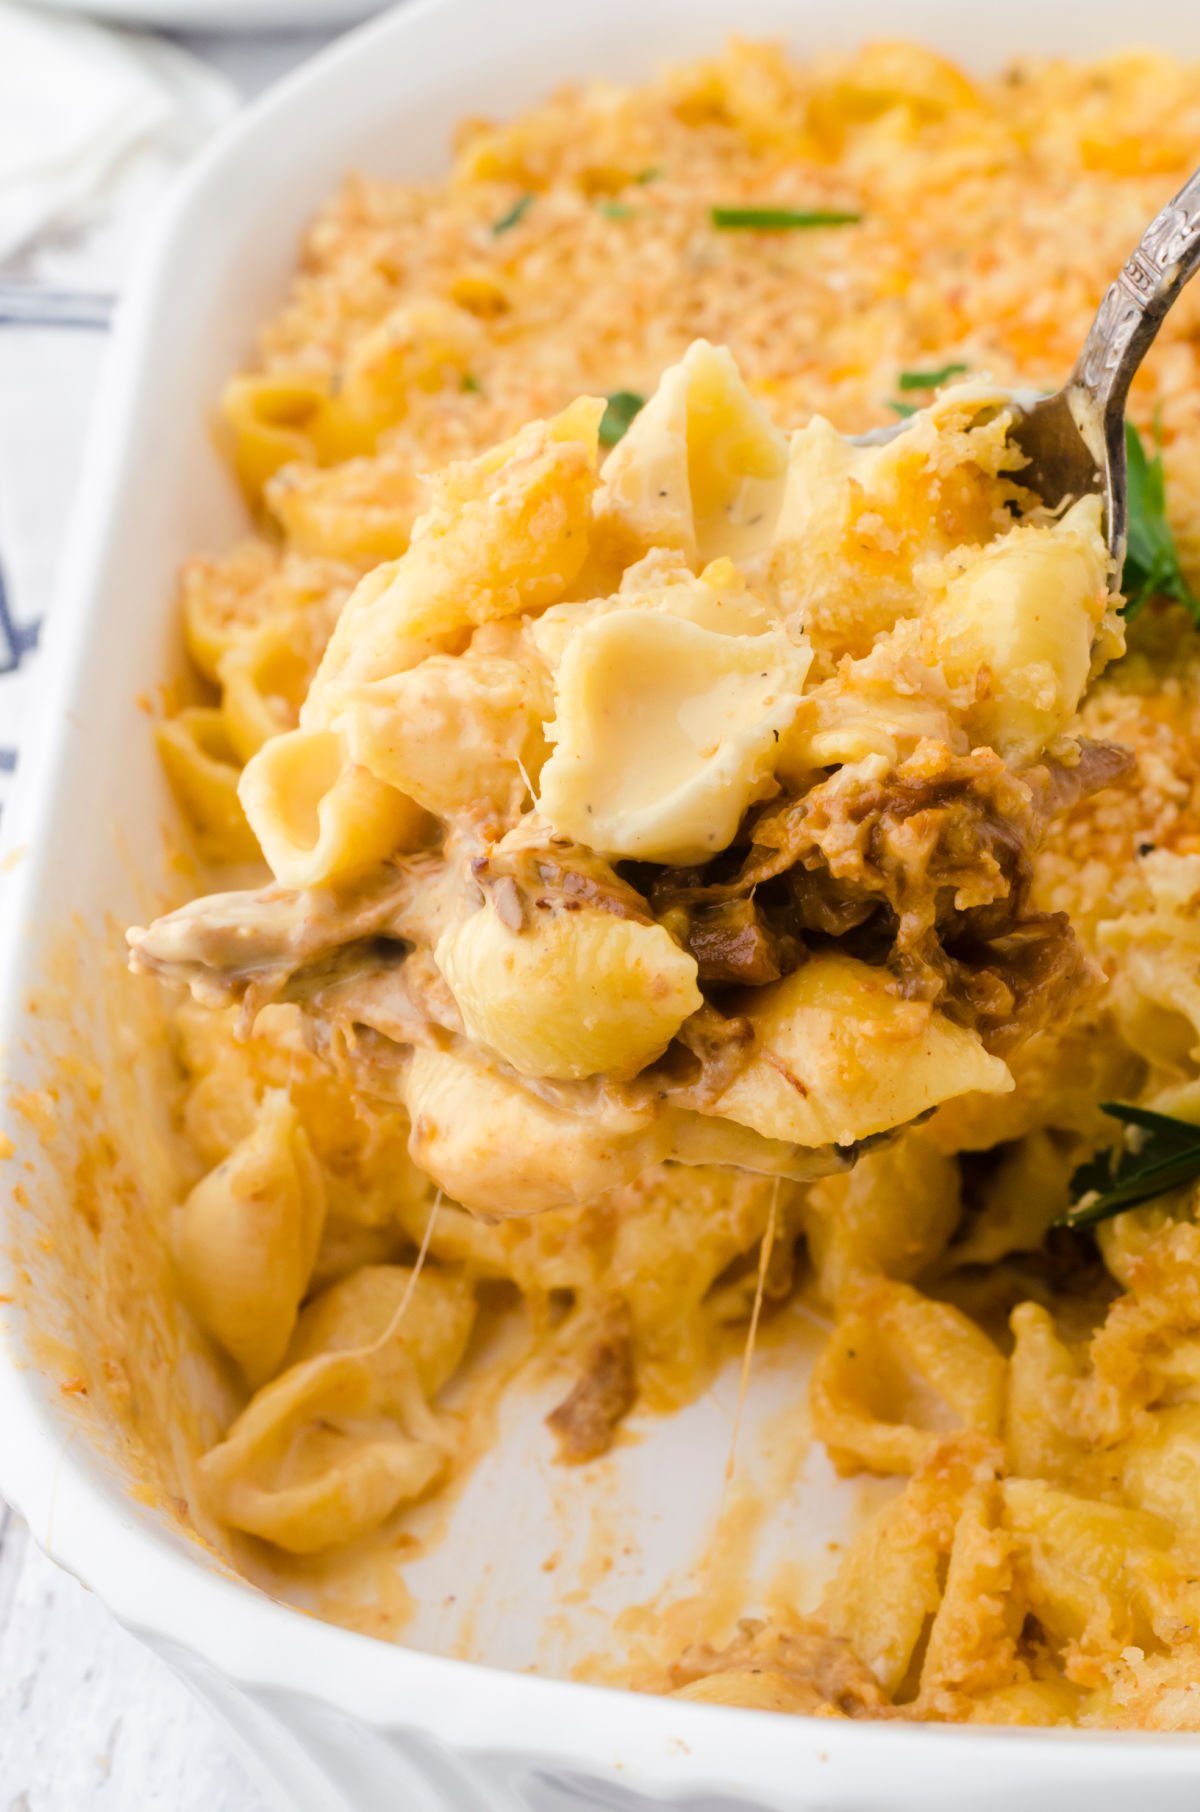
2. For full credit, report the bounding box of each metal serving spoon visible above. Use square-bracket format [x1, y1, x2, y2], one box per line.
[858, 164, 1200, 579]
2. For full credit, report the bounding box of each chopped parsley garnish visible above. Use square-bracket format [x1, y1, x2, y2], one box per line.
[1064, 1102, 1200, 1228]
[492, 193, 534, 235]
[888, 400, 918, 419]
[710, 205, 862, 230]
[599, 200, 634, 220]
[1122, 420, 1200, 623]
[898, 361, 969, 391]
[599, 390, 646, 448]
[461, 373, 482, 394]
[635, 166, 661, 184]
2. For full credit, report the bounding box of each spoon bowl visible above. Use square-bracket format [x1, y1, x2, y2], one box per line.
[854, 165, 1200, 584]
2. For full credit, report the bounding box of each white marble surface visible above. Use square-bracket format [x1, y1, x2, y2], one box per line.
[0, 1509, 272, 1809]
[0, 22, 349, 1809]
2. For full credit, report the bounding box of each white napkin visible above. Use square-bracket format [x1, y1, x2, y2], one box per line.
[0, 2, 236, 262]
[0, 5, 241, 809]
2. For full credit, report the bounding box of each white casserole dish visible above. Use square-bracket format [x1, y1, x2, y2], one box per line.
[5, 0, 1200, 1805]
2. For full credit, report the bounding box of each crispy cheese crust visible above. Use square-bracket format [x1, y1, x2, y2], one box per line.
[124, 38, 1200, 1729]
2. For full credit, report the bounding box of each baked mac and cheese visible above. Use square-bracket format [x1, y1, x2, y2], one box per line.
[110, 36, 1200, 1729]
[131, 358, 1123, 1214]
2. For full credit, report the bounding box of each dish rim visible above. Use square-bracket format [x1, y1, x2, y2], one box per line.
[4, 0, 1200, 1791]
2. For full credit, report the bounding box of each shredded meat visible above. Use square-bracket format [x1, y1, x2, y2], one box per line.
[1035, 736, 1137, 817]
[129, 739, 1132, 1130]
[668, 1005, 757, 1105]
[649, 739, 1133, 1046]
[474, 838, 651, 925]
[935, 911, 1094, 1054]
[546, 1310, 637, 1462]
[656, 742, 1129, 932]
[300, 946, 463, 1048]
[126, 850, 450, 1005]
[675, 896, 801, 986]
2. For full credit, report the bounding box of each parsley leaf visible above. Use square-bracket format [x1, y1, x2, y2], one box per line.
[1064, 1101, 1200, 1228]
[711, 206, 862, 230]
[1123, 420, 1200, 623]
[888, 400, 918, 419]
[898, 362, 969, 391]
[635, 166, 662, 185]
[599, 391, 646, 448]
[492, 193, 534, 235]
[461, 373, 481, 395]
[599, 200, 634, 220]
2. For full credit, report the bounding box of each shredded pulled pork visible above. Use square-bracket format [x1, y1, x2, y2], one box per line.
[936, 912, 1089, 1054]
[473, 835, 652, 928]
[126, 851, 450, 1007]
[545, 1307, 637, 1463]
[669, 896, 801, 986]
[648, 739, 1134, 1047]
[653, 1004, 756, 1108]
[129, 739, 1133, 1125]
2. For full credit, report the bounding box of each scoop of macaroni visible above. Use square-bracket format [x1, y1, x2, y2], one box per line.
[131, 343, 1124, 1222]
[103, 38, 1200, 1732]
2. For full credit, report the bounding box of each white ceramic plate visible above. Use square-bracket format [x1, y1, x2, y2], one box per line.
[25, 0, 383, 28]
[5, 2, 1200, 1808]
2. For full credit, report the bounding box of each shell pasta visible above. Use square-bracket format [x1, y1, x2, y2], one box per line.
[135, 351, 1117, 1209]
[114, 33, 1200, 1731]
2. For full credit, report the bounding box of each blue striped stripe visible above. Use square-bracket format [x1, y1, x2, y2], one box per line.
[0, 558, 40, 677]
[0, 312, 111, 331]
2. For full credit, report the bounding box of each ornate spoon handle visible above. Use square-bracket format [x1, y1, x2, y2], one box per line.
[1072, 165, 1200, 553]
[1076, 165, 1200, 405]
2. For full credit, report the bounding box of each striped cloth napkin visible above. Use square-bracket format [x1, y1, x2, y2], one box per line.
[0, 4, 239, 814]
